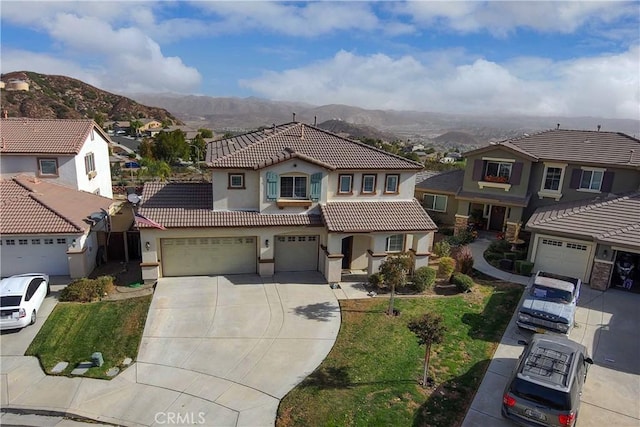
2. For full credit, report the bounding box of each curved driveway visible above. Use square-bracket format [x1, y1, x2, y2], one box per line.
[1, 273, 341, 427]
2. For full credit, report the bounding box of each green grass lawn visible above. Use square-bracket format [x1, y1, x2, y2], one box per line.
[26, 295, 152, 379]
[277, 280, 522, 427]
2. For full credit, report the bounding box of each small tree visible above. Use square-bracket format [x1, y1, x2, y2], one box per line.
[198, 128, 213, 138]
[408, 312, 446, 387]
[379, 253, 412, 316]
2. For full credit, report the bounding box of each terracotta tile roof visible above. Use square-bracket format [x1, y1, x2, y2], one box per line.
[0, 118, 111, 155]
[456, 190, 531, 207]
[466, 129, 640, 168]
[206, 122, 423, 170]
[320, 200, 437, 233]
[415, 169, 464, 195]
[138, 182, 322, 228]
[0, 175, 113, 234]
[526, 192, 640, 248]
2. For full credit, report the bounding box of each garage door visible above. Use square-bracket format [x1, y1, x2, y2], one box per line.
[161, 237, 256, 277]
[275, 235, 319, 272]
[1, 239, 69, 277]
[533, 237, 592, 282]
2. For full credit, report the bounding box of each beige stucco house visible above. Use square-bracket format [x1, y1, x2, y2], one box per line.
[137, 122, 437, 284]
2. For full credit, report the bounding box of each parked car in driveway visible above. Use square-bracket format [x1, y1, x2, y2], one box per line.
[516, 271, 581, 334]
[0, 274, 50, 330]
[502, 333, 593, 427]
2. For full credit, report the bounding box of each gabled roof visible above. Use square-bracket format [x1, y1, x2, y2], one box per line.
[463, 141, 538, 161]
[456, 189, 531, 207]
[526, 192, 640, 248]
[0, 175, 113, 234]
[0, 118, 111, 155]
[138, 182, 323, 228]
[415, 169, 464, 195]
[206, 122, 423, 170]
[465, 129, 640, 168]
[320, 200, 437, 233]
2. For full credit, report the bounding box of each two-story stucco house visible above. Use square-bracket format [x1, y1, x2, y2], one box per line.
[416, 129, 640, 289]
[0, 118, 114, 198]
[137, 122, 437, 284]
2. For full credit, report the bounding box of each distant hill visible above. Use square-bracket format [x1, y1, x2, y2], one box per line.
[316, 119, 399, 142]
[433, 131, 478, 146]
[0, 71, 181, 125]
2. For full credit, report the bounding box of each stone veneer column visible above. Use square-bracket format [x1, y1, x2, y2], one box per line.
[454, 215, 469, 236]
[589, 260, 613, 290]
[505, 222, 518, 241]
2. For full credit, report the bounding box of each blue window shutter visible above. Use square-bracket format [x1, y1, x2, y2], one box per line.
[266, 172, 278, 201]
[601, 171, 614, 192]
[310, 173, 322, 201]
[569, 169, 581, 189]
[510, 162, 523, 185]
[472, 159, 484, 181]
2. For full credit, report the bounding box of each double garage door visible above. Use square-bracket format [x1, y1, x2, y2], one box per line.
[161, 237, 257, 277]
[533, 237, 592, 282]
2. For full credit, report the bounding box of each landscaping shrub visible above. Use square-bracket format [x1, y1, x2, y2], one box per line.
[504, 252, 517, 261]
[514, 260, 525, 274]
[445, 230, 476, 247]
[412, 267, 437, 292]
[59, 276, 115, 302]
[452, 273, 474, 293]
[454, 246, 474, 275]
[520, 261, 535, 276]
[484, 251, 503, 263]
[433, 240, 451, 258]
[488, 239, 511, 253]
[515, 249, 528, 260]
[368, 273, 384, 289]
[438, 257, 456, 280]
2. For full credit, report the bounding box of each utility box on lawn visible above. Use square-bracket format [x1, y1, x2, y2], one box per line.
[91, 352, 104, 367]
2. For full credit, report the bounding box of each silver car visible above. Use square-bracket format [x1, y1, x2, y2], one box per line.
[0, 274, 50, 330]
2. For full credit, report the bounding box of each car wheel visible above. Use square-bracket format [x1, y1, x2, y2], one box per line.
[47, 284, 51, 296]
[30, 310, 36, 325]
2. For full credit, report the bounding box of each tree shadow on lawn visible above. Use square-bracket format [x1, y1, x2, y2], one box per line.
[412, 359, 491, 427]
[300, 365, 415, 389]
[293, 301, 340, 322]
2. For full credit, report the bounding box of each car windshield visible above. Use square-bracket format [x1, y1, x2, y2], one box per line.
[0, 296, 23, 307]
[531, 285, 573, 303]
[510, 378, 571, 410]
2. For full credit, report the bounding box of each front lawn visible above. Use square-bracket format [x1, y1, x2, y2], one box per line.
[277, 280, 522, 427]
[26, 295, 152, 379]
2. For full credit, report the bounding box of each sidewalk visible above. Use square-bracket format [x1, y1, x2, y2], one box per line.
[469, 236, 530, 286]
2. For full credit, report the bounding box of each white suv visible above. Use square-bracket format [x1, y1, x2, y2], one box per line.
[0, 274, 50, 330]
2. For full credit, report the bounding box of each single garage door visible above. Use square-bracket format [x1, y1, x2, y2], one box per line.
[533, 237, 592, 282]
[161, 237, 256, 277]
[275, 235, 319, 272]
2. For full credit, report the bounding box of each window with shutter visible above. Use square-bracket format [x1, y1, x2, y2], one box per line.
[310, 173, 322, 201]
[266, 172, 278, 201]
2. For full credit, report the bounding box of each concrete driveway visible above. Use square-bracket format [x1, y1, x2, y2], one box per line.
[1, 273, 341, 427]
[462, 285, 640, 427]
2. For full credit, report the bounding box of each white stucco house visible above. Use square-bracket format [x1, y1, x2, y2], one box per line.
[0, 118, 113, 198]
[137, 122, 437, 284]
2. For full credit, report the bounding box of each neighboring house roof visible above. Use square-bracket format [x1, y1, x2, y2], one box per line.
[456, 190, 531, 207]
[206, 122, 423, 171]
[0, 118, 111, 155]
[415, 170, 445, 185]
[415, 169, 464, 195]
[320, 200, 437, 233]
[0, 175, 113, 234]
[526, 192, 640, 248]
[138, 182, 323, 228]
[465, 129, 640, 168]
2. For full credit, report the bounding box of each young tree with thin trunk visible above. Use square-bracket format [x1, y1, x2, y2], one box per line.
[379, 253, 412, 316]
[408, 312, 446, 387]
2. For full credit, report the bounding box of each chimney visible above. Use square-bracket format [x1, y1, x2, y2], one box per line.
[301, 124, 305, 140]
[272, 123, 276, 132]
[292, 112, 296, 122]
[556, 123, 560, 130]
[597, 124, 601, 131]
[630, 149, 636, 164]
[313, 116, 317, 126]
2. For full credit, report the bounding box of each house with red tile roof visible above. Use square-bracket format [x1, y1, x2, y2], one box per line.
[136, 122, 437, 284]
[0, 175, 113, 277]
[416, 128, 640, 290]
[0, 118, 114, 198]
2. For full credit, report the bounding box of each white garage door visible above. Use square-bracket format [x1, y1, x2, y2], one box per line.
[1, 238, 69, 277]
[275, 235, 319, 272]
[161, 237, 256, 277]
[533, 237, 592, 282]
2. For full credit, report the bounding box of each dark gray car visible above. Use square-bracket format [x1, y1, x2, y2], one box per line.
[502, 334, 593, 427]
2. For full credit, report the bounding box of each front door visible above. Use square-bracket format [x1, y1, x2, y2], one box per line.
[342, 236, 353, 269]
[489, 206, 506, 231]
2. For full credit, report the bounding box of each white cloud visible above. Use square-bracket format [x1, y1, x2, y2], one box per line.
[240, 47, 640, 120]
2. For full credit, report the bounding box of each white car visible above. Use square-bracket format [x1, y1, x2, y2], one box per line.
[0, 274, 50, 330]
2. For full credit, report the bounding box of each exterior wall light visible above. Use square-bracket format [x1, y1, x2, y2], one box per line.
[265, 239, 269, 248]
[145, 241, 151, 251]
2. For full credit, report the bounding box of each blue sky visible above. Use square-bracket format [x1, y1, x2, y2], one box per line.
[1, 1, 639, 119]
